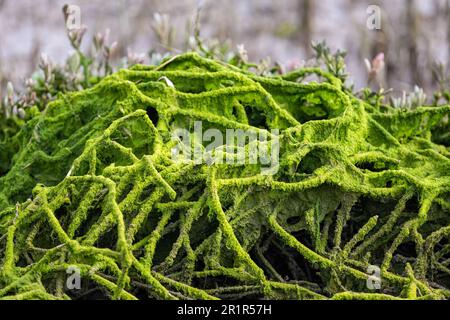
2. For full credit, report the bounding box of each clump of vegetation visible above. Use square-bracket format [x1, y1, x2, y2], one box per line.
[0, 10, 449, 300]
[0, 51, 449, 300]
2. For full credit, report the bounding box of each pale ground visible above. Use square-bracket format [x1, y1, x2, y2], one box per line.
[0, 0, 448, 93]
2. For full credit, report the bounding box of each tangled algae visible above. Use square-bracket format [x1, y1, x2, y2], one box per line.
[0, 53, 449, 300]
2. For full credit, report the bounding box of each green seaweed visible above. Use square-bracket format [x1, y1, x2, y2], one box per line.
[0, 52, 449, 300]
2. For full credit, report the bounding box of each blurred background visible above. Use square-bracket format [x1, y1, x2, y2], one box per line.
[0, 0, 449, 94]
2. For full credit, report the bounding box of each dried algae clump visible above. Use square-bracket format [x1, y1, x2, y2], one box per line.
[0, 53, 449, 300]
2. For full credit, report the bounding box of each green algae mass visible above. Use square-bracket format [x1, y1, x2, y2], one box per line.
[0, 53, 449, 300]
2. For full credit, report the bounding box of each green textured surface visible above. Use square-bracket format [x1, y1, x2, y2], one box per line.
[0, 53, 449, 300]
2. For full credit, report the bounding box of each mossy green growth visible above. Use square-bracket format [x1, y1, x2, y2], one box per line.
[0, 53, 449, 300]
